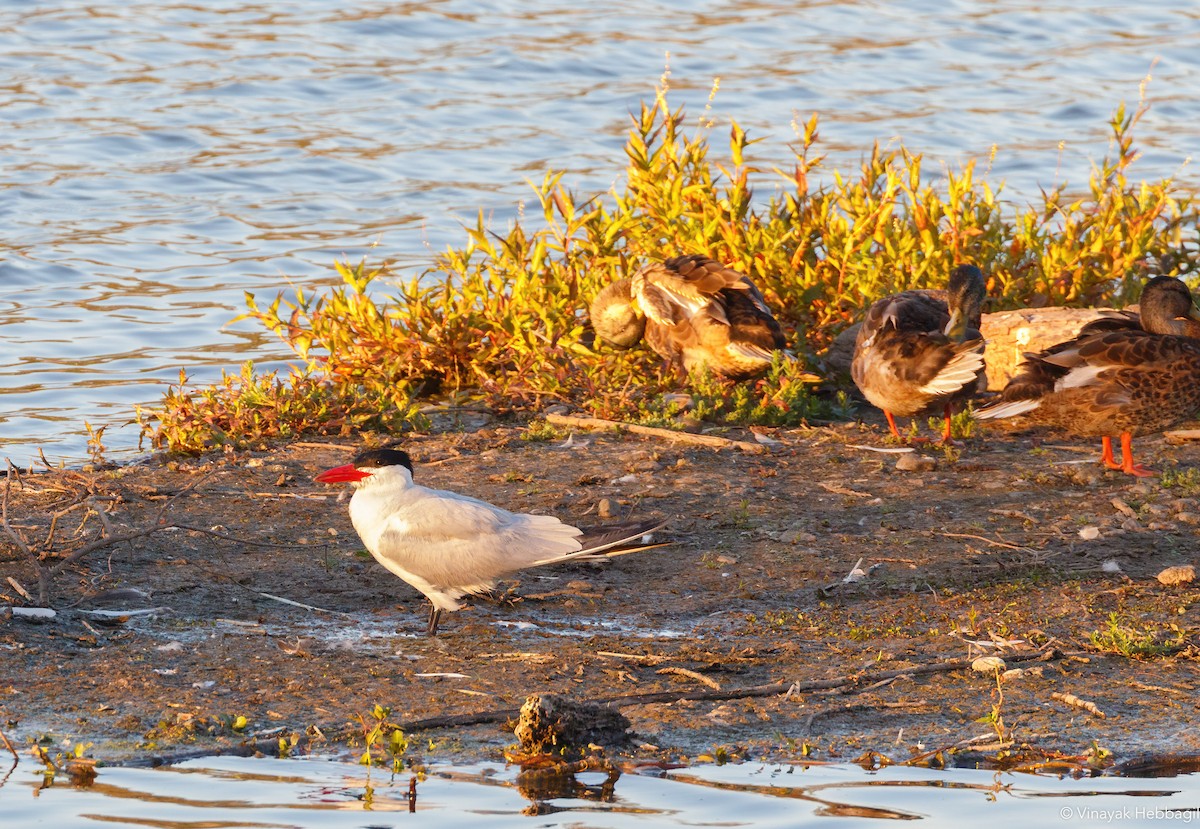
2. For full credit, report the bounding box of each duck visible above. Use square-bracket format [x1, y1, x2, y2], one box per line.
[590, 254, 789, 380]
[850, 263, 987, 441]
[974, 274, 1200, 477]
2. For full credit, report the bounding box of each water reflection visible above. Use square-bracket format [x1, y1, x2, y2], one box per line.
[2, 1, 1200, 463]
[5, 754, 1200, 828]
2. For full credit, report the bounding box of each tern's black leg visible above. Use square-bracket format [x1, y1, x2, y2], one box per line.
[426, 605, 442, 636]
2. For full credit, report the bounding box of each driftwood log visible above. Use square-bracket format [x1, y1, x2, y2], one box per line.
[824, 306, 1128, 391]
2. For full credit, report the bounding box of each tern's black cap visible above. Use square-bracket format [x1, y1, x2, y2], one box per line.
[352, 446, 414, 476]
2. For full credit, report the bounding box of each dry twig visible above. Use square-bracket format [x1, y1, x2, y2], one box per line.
[657, 666, 721, 690]
[544, 413, 766, 453]
[1051, 691, 1107, 719]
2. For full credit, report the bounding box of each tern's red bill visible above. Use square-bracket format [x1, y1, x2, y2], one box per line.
[314, 463, 372, 484]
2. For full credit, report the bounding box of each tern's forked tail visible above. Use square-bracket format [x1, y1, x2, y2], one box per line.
[531, 519, 670, 567]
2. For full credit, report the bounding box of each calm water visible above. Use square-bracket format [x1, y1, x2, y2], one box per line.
[3, 0, 1200, 464]
[4, 755, 1200, 828]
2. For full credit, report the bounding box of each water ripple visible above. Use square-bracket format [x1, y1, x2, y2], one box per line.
[2, 0, 1199, 462]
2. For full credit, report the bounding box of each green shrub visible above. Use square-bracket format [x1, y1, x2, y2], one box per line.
[138, 88, 1200, 453]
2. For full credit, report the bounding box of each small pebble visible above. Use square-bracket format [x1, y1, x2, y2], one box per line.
[598, 498, 614, 519]
[1078, 526, 1101, 540]
[1157, 564, 1196, 586]
[971, 656, 1007, 674]
[895, 453, 937, 472]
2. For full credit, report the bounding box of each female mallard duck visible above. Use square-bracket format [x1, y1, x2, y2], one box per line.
[590, 254, 788, 380]
[850, 264, 987, 442]
[975, 274, 1200, 477]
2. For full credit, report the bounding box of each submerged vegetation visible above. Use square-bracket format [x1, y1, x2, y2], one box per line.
[137, 87, 1200, 453]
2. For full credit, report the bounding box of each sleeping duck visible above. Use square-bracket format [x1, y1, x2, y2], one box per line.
[850, 264, 987, 442]
[590, 254, 788, 380]
[975, 274, 1200, 477]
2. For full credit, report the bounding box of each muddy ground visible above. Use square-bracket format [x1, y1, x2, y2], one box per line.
[1, 412, 1198, 771]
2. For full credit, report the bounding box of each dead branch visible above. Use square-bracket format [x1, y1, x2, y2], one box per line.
[543, 413, 766, 454]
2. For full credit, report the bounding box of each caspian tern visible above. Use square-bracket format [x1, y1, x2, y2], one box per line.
[315, 446, 667, 635]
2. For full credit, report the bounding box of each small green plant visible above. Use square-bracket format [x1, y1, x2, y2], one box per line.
[359, 704, 409, 775]
[1089, 613, 1185, 658]
[1086, 741, 1115, 770]
[278, 733, 299, 758]
[725, 498, 752, 529]
[687, 357, 830, 427]
[520, 419, 562, 442]
[84, 421, 107, 466]
[976, 666, 1009, 744]
[218, 713, 249, 733]
[1159, 465, 1200, 495]
[931, 407, 976, 441]
[633, 394, 690, 429]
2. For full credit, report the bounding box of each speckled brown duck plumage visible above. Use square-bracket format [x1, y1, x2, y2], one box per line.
[975, 275, 1200, 477]
[590, 254, 788, 380]
[850, 264, 987, 441]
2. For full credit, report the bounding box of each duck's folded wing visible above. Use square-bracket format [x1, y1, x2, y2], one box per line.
[1071, 329, 1199, 367]
[635, 257, 750, 325]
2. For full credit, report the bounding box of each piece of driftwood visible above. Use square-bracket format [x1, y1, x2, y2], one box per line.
[544, 413, 766, 453]
[825, 307, 1127, 390]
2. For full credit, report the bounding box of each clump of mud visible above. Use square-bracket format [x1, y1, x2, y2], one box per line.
[514, 693, 632, 755]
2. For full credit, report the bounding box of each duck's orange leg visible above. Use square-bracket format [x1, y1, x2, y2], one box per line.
[1099, 436, 1121, 470]
[1118, 431, 1156, 477]
[940, 404, 955, 444]
[885, 411, 905, 441]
